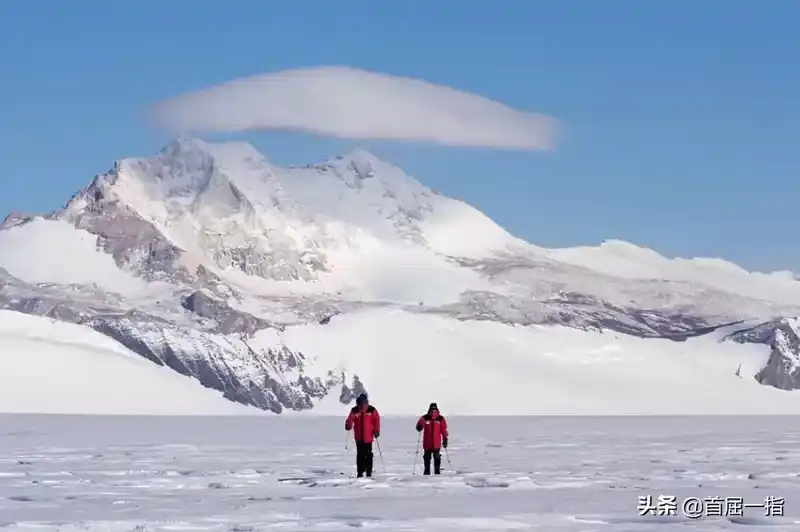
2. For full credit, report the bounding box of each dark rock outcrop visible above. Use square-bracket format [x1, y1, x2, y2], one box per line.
[88, 312, 358, 413]
[180, 290, 274, 335]
[726, 318, 800, 390]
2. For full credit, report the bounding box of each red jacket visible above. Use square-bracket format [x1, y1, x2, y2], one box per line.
[345, 404, 380, 443]
[416, 411, 448, 450]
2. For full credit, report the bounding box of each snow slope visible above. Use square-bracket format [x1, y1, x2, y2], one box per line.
[251, 308, 800, 415]
[59, 137, 525, 302]
[0, 310, 260, 415]
[0, 218, 148, 296]
[2, 415, 800, 529]
[547, 239, 800, 306]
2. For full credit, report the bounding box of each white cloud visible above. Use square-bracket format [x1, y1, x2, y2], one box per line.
[147, 66, 559, 151]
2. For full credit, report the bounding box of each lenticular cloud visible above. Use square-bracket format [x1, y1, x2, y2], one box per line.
[147, 66, 558, 151]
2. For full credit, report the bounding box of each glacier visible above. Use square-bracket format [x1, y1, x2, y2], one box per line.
[2, 136, 800, 414]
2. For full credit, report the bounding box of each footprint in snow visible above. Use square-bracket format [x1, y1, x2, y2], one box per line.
[308, 467, 337, 475]
[277, 476, 313, 485]
[464, 477, 510, 488]
[6, 495, 37, 502]
[246, 495, 274, 502]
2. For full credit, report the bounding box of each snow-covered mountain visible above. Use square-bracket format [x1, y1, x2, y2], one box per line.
[0, 309, 261, 415]
[2, 137, 800, 414]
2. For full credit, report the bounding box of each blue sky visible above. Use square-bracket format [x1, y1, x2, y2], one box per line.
[1, 1, 797, 272]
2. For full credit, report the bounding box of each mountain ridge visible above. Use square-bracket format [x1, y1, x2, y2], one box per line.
[2, 137, 800, 414]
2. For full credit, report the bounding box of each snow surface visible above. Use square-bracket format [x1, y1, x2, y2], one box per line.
[0, 219, 147, 295]
[249, 308, 800, 415]
[0, 310, 260, 416]
[547, 239, 800, 306]
[2, 414, 800, 530]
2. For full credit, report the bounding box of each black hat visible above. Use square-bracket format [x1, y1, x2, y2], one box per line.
[428, 402, 438, 411]
[356, 393, 368, 404]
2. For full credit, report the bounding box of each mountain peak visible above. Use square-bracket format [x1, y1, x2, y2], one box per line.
[151, 138, 392, 182]
[50, 136, 534, 293]
[336, 146, 383, 164]
[156, 136, 268, 167]
[104, 137, 277, 207]
[319, 147, 396, 181]
[160, 135, 208, 154]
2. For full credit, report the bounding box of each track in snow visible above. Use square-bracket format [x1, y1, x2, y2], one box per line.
[1, 415, 800, 530]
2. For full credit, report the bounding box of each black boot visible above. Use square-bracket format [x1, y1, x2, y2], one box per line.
[434, 450, 442, 475]
[423, 450, 431, 475]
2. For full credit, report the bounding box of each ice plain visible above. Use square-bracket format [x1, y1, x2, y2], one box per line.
[2, 415, 800, 530]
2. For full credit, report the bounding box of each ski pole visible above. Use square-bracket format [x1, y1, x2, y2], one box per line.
[344, 432, 349, 456]
[375, 437, 387, 475]
[412, 432, 421, 475]
[444, 446, 452, 469]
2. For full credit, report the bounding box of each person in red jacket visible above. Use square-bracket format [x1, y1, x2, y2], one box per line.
[345, 393, 381, 477]
[415, 402, 448, 475]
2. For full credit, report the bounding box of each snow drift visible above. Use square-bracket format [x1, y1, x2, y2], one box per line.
[0, 310, 260, 415]
[147, 66, 558, 150]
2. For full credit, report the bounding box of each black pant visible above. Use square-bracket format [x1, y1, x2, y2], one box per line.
[355, 441, 373, 477]
[423, 449, 441, 475]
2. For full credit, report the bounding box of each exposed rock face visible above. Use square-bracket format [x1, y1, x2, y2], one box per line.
[2, 137, 800, 413]
[0, 212, 34, 230]
[0, 269, 357, 413]
[431, 290, 738, 340]
[88, 313, 348, 414]
[210, 241, 329, 282]
[50, 192, 194, 285]
[726, 318, 800, 390]
[339, 374, 368, 404]
[180, 290, 275, 335]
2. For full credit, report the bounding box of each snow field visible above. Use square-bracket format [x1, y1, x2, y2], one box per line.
[251, 308, 800, 416]
[1, 294, 798, 418]
[226, 237, 497, 306]
[0, 218, 148, 296]
[0, 310, 261, 416]
[547, 239, 800, 306]
[1, 415, 800, 530]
